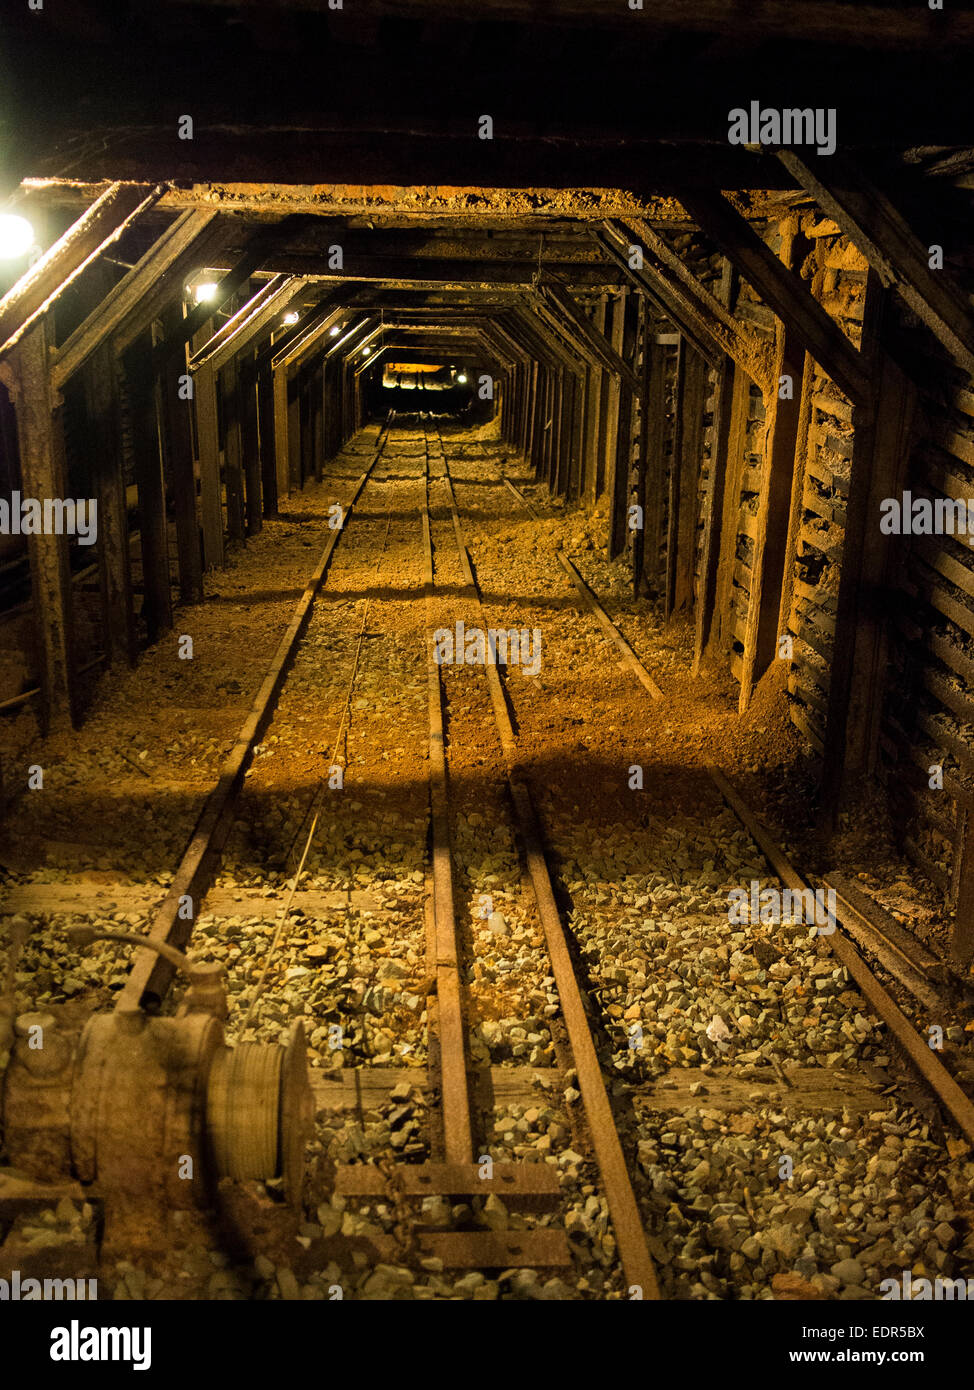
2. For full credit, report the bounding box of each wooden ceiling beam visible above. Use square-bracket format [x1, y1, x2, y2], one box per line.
[535, 280, 642, 395]
[189, 275, 313, 373]
[676, 187, 872, 406]
[600, 219, 774, 394]
[0, 181, 166, 360]
[778, 150, 974, 378]
[51, 209, 222, 392]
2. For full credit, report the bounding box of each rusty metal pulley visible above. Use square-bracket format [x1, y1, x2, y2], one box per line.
[206, 1022, 310, 1203]
[0, 927, 313, 1217]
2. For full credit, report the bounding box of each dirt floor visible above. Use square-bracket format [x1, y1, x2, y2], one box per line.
[1, 416, 973, 1300]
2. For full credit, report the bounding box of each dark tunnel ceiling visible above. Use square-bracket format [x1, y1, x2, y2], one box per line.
[5, 0, 974, 391]
[3, 0, 974, 199]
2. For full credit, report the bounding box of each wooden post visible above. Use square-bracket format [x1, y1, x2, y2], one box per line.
[664, 338, 686, 618]
[127, 331, 173, 640]
[738, 338, 804, 712]
[601, 293, 623, 502]
[257, 365, 278, 517]
[194, 357, 224, 570]
[287, 370, 302, 492]
[299, 367, 314, 490]
[821, 278, 916, 824]
[311, 362, 324, 484]
[272, 363, 290, 503]
[159, 304, 203, 605]
[569, 374, 585, 500]
[608, 291, 637, 560]
[738, 223, 805, 713]
[951, 816, 974, 969]
[85, 341, 137, 662]
[694, 261, 737, 670]
[776, 349, 815, 658]
[674, 344, 707, 615]
[239, 352, 262, 536]
[222, 355, 246, 544]
[1, 318, 78, 729]
[585, 300, 606, 503]
[709, 365, 752, 664]
[693, 354, 733, 672]
[640, 331, 668, 592]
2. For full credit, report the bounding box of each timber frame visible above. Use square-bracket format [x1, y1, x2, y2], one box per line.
[4, 0, 974, 958]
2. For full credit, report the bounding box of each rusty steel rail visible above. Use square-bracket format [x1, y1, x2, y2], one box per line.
[333, 418, 568, 1272]
[435, 422, 660, 1299]
[117, 420, 393, 1012]
[708, 768, 974, 1148]
[502, 475, 665, 700]
[503, 454, 974, 1150]
[420, 455, 475, 1167]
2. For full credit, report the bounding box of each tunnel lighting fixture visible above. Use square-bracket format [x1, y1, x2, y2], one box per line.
[193, 281, 219, 304]
[362, 346, 372, 356]
[329, 325, 341, 336]
[457, 373, 468, 384]
[282, 311, 300, 325]
[0, 213, 35, 260]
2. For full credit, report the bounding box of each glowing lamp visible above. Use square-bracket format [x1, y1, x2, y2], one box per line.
[0, 214, 35, 260]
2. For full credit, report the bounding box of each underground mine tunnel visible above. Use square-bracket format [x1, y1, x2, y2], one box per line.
[1, 0, 974, 1321]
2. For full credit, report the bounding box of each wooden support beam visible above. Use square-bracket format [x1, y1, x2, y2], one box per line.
[693, 353, 732, 671]
[537, 280, 643, 395]
[264, 296, 359, 374]
[709, 365, 752, 664]
[126, 332, 172, 641]
[664, 339, 686, 619]
[608, 291, 637, 560]
[0, 319, 77, 729]
[245, 255, 620, 290]
[190, 275, 312, 372]
[194, 357, 224, 570]
[601, 219, 775, 397]
[671, 342, 707, 616]
[778, 150, 974, 377]
[738, 327, 804, 712]
[675, 189, 872, 408]
[821, 279, 917, 825]
[239, 353, 262, 535]
[693, 259, 736, 671]
[951, 817, 974, 969]
[222, 355, 246, 543]
[582, 363, 602, 504]
[638, 331, 668, 592]
[272, 363, 291, 503]
[569, 373, 585, 500]
[84, 341, 136, 664]
[52, 210, 221, 391]
[311, 363, 324, 485]
[159, 303, 203, 605]
[147, 216, 321, 377]
[776, 349, 816, 671]
[257, 365, 278, 517]
[530, 298, 594, 376]
[287, 372, 302, 491]
[596, 297, 615, 502]
[299, 369, 314, 489]
[0, 182, 165, 360]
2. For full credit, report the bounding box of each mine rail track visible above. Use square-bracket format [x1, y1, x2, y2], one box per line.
[8, 412, 974, 1298]
[361, 413, 659, 1294]
[116, 417, 396, 1013]
[479, 435, 974, 1156]
[7, 413, 661, 1288]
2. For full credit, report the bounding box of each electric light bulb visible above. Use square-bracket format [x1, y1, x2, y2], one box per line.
[0, 214, 35, 261]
